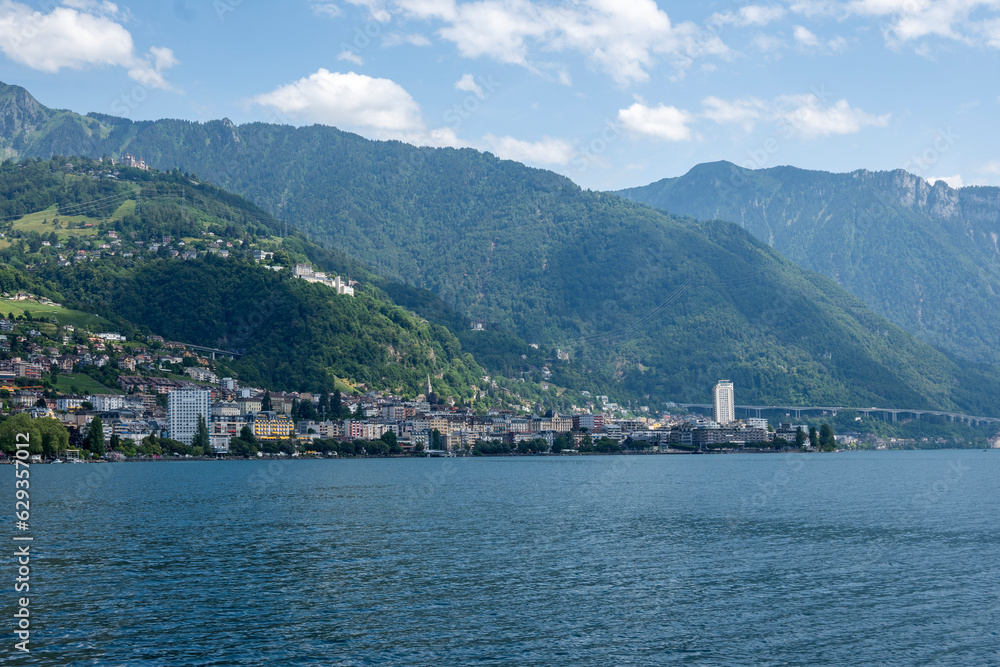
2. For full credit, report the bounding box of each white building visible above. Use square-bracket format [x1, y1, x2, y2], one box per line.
[185, 367, 219, 384]
[292, 263, 355, 296]
[168, 388, 211, 446]
[713, 380, 735, 426]
[221, 377, 237, 391]
[56, 396, 86, 411]
[87, 394, 127, 411]
[212, 401, 241, 417]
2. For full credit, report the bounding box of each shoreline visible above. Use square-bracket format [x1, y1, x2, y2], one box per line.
[5, 447, 994, 464]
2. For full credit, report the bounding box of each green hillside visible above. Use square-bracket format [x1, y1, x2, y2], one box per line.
[617, 161, 1000, 367]
[5, 82, 1000, 413]
[44, 256, 485, 398]
[0, 158, 524, 404]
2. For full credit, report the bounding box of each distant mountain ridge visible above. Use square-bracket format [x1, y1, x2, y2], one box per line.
[618, 161, 1000, 367]
[5, 80, 1000, 413]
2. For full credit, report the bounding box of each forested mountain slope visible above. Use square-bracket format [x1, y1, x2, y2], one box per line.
[618, 161, 1000, 367]
[5, 83, 1000, 412]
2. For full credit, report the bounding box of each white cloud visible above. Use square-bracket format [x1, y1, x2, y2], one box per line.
[252, 68, 469, 150]
[980, 160, 1000, 174]
[311, 3, 342, 18]
[828, 35, 848, 51]
[383, 32, 432, 46]
[788, 0, 841, 17]
[62, 0, 119, 13]
[774, 93, 891, 138]
[832, 0, 1000, 49]
[753, 33, 787, 51]
[345, 0, 394, 23]
[793, 24, 820, 46]
[702, 96, 766, 131]
[364, 0, 730, 85]
[0, 0, 177, 89]
[618, 101, 694, 141]
[712, 4, 786, 27]
[392, 126, 465, 148]
[253, 69, 425, 133]
[700, 92, 891, 138]
[337, 49, 364, 64]
[454, 73, 483, 97]
[978, 16, 1000, 46]
[790, 24, 849, 52]
[481, 133, 575, 165]
[129, 46, 180, 90]
[740, 4, 787, 25]
[930, 174, 964, 188]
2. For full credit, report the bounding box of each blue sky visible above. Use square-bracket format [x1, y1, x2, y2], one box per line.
[1, 0, 999, 190]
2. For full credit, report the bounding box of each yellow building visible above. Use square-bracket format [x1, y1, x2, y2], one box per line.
[249, 411, 294, 440]
[428, 417, 451, 435]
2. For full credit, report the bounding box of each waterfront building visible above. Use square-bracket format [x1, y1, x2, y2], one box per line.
[713, 380, 735, 426]
[168, 388, 211, 446]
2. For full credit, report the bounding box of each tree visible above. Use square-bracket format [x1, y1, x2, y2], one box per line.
[819, 423, 836, 452]
[552, 433, 572, 454]
[228, 437, 257, 457]
[239, 424, 257, 446]
[261, 392, 272, 412]
[795, 427, 806, 448]
[380, 430, 398, 448]
[109, 433, 121, 451]
[0, 414, 41, 455]
[272, 248, 292, 266]
[808, 426, 819, 450]
[87, 416, 105, 455]
[192, 414, 210, 454]
[36, 418, 69, 457]
[331, 389, 342, 418]
[139, 437, 163, 457]
[431, 428, 443, 450]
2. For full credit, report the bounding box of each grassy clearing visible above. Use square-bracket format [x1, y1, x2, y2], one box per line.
[109, 200, 135, 221]
[54, 373, 120, 395]
[0, 298, 111, 329]
[11, 205, 101, 237]
[333, 378, 357, 394]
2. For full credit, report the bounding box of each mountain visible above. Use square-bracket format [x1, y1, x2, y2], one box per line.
[617, 161, 1000, 367]
[0, 82, 107, 159]
[5, 82, 1000, 413]
[0, 157, 498, 402]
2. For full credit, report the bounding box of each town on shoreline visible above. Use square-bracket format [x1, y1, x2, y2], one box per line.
[1, 310, 993, 462]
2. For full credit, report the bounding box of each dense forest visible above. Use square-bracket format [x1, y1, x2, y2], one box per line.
[45, 255, 485, 398]
[618, 160, 1000, 367]
[6, 84, 1000, 413]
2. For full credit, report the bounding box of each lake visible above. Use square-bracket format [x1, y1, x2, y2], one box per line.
[7, 450, 1000, 665]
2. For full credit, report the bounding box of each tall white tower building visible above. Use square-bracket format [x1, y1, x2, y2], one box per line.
[713, 380, 735, 425]
[168, 388, 211, 446]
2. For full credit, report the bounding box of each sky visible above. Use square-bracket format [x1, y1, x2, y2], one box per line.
[0, 0, 999, 190]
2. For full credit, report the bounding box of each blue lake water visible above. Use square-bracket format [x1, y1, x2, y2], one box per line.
[6, 450, 1000, 665]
